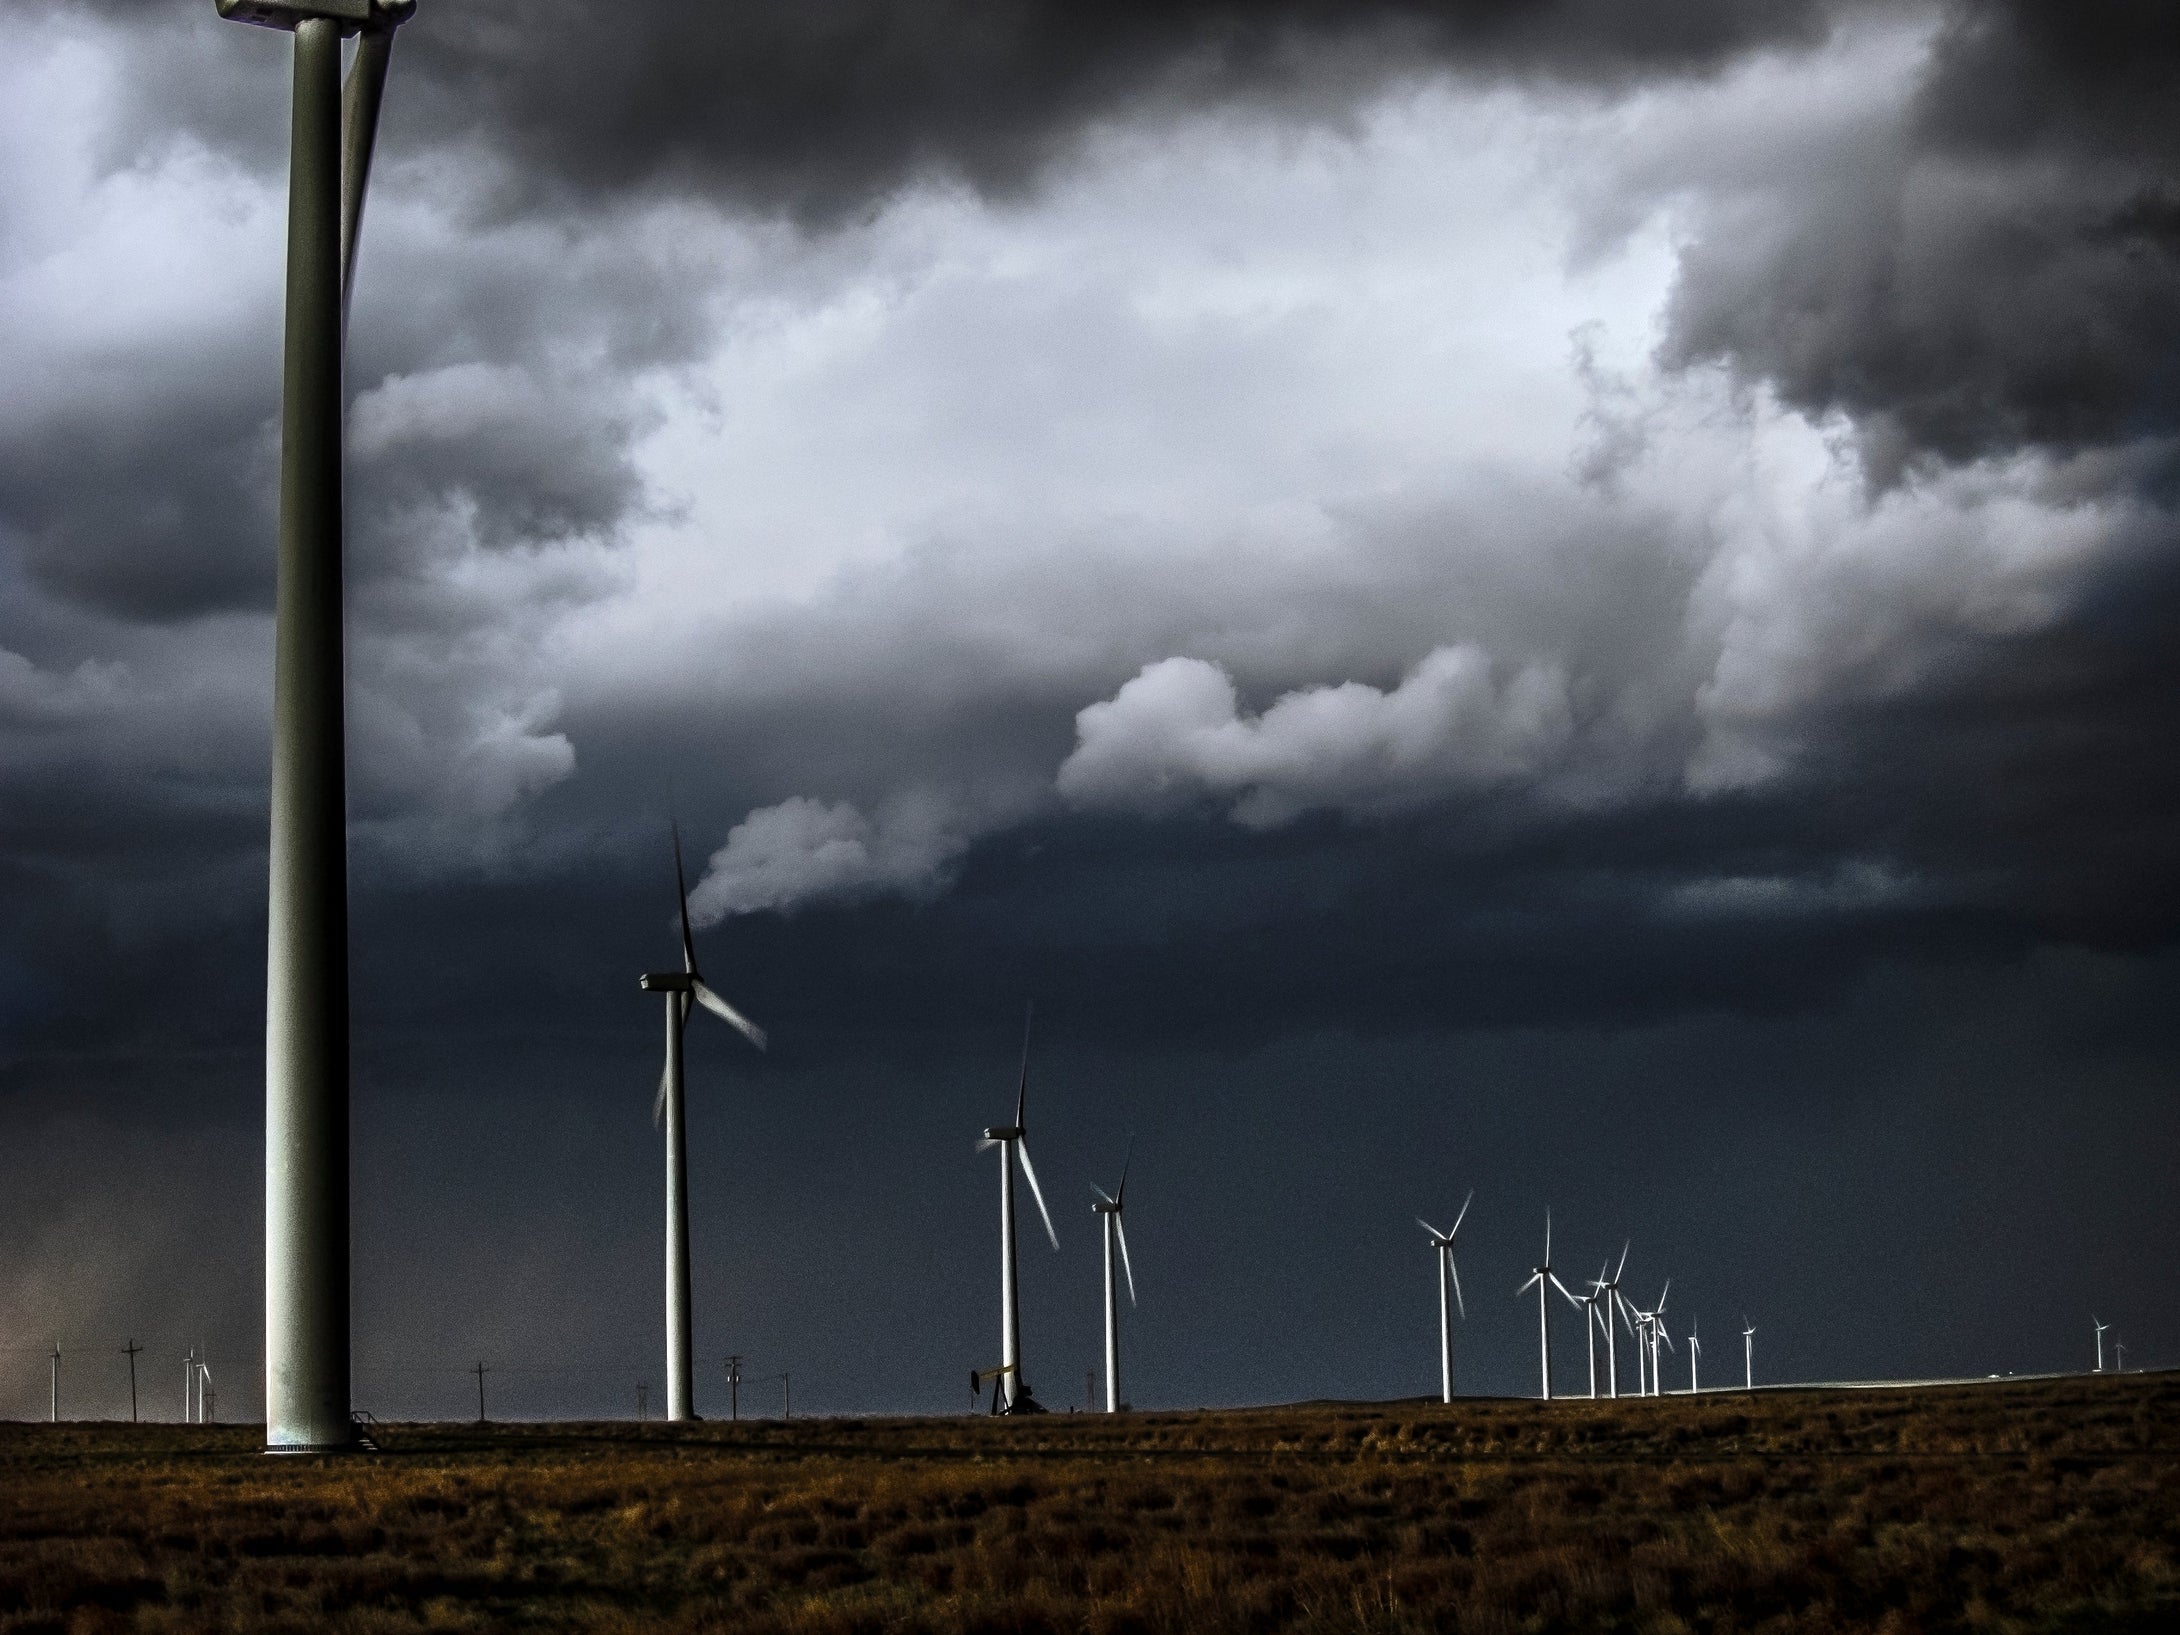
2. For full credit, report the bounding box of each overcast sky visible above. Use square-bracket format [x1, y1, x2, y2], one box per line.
[2, 0, 2176, 1421]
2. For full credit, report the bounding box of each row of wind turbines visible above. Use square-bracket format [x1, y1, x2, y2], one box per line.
[635, 830, 2136, 1421]
[1432, 1203, 1753, 1402]
[640, 829, 1141, 1420]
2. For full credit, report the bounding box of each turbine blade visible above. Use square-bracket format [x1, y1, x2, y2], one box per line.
[1116, 1137, 1132, 1208]
[1449, 1257, 1465, 1319]
[1115, 1215, 1137, 1306]
[1417, 1218, 1446, 1241]
[672, 820, 697, 975]
[976, 1136, 999, 1153]
[1615, 1240, 1630, 1281]
[1550, 1272, 1581, 1308]
[692, 978, 768, 1050]
[653, 1059, 670, 1127]
[1017, 1139, 1058, 1250]
[1544, 1208, 1552, 1264]
[1517, 1272, 1541, 1297]
[1452, 1188, 1473, 1236]
[1014, 1001, 1034, 1129]
[1657, 1280, 1670, 1311]
[1093, 1184, 1116, 1207]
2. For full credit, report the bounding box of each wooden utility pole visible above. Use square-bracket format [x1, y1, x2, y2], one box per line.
[122, 1340, 143, 1424]
[473, 1362, 488, 1423]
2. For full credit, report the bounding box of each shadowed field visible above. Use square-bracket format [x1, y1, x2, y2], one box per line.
[1, 1374, 2173, 1633]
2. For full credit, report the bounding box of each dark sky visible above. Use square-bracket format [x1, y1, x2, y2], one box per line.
[1, 0, 2176, 1420]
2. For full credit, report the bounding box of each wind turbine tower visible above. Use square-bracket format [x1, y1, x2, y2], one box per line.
[1092, 1150, 1138, 1412]
[977, 1005, 1058, 1412]
[1596, 1243, 1630, 1399]
[49, 1341, 59, 1424]
[638, 824, 768, 1423]
[2094, 1317, 2108, 1373]
[1687, 1321, 1700, 1394]
[1417, 1191, 1473, 1404]
[1742, 1317, 1756, 1391]
[1516, 1211, 1581, 1401]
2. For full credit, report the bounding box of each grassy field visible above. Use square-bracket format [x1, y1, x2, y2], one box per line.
[0, 1373, 2172, 1633]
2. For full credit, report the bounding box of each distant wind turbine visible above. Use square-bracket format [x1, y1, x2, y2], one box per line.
[1687, 1320, 1701, 1394]
[1596, 1243, 1631, 1399]
[1649, 1290, 1674, 1395]
[978, 1004, 1058, 1412]
[1417, 1190, 1473, 1404]
[49, 1340, 59, 1424]
[1742, 1316, 1756, 1391]
[2094, 1317, 2108, 1374]
[1575, 1260, 1611, 1399]
[1516, 1211, 1582, 1400]
[1092, 1147, 1138, 1413]
[639, 823, 768, 1423]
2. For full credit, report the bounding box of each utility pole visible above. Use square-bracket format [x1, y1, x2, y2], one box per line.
[473, 1362, 488, 1423]
[122, 1340, 142, 1424]
[724, 1355, 743, 1422]
[780, 1372, 790, 1421]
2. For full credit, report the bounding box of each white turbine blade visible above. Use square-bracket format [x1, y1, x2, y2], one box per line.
[671, 820, 698, 974]
[1517, 1272, 1542, 1297]
[975, 1135, 999, 1153]
[1658, 1328, 1675, 1353]
[1451, 1188, 1473, 1236]
[1544, 1209, 1552, 1265]
[1614, 1240, 1629, 1282]
[1449, 1256, 1465, 1319]
[1016, 1139, 1059, 1249]
[1115, 1214, 1137, 1305]
[1656, 1279, 1670, 1312]
[1615, 1291, 1639, 1337]
[1417, 1218, 1446, 1241]
[1093, 1184, 1117, 1207]
[1550, 1271, 1582, 1309]
[653, 1058, 670, 1127]
[691, 979, 767, 1050]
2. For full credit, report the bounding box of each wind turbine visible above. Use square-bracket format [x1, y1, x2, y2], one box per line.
[1686, 1320, 1700, 1394]
[1742, 1316, 1756, 1391]
[638, 823, 768, 1423]
[1092, 1148, 1138, 1413]
[2094, 1317, 2108, 1373]
[1649, 1288, 1674, 1395]
[977, 1005, 1057, 1412]
[49, 1341, 59, 1424]
[1596, 1242, 1631, 1398]
[1417, 1190, 1473, 1404]
[1575, 1260, 1610, 1399]
[1516, 1211, 1581, 1400]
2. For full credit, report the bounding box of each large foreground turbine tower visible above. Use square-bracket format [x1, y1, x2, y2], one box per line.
[218, 0, 414, 1453]
[640, 825, 767, 1422]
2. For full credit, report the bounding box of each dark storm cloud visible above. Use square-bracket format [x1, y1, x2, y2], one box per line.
[389, 0, 1849, 221]
[1659, 0, 2180, 480]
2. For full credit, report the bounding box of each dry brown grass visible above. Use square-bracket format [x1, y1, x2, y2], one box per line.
[0, 1373, 2173, 1633]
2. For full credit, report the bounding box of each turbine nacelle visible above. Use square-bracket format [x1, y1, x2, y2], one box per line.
[984, 1125, 1024, 1142]
[216, 0, 413, 32]
[640, 971, 693, 993]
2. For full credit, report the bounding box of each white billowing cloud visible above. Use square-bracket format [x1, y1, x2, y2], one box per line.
[688, 790, 973, 921]
[1058, 647, 1575, 828]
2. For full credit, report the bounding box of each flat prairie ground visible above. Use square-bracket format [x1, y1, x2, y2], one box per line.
[0, 1374, 2173, 1634]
